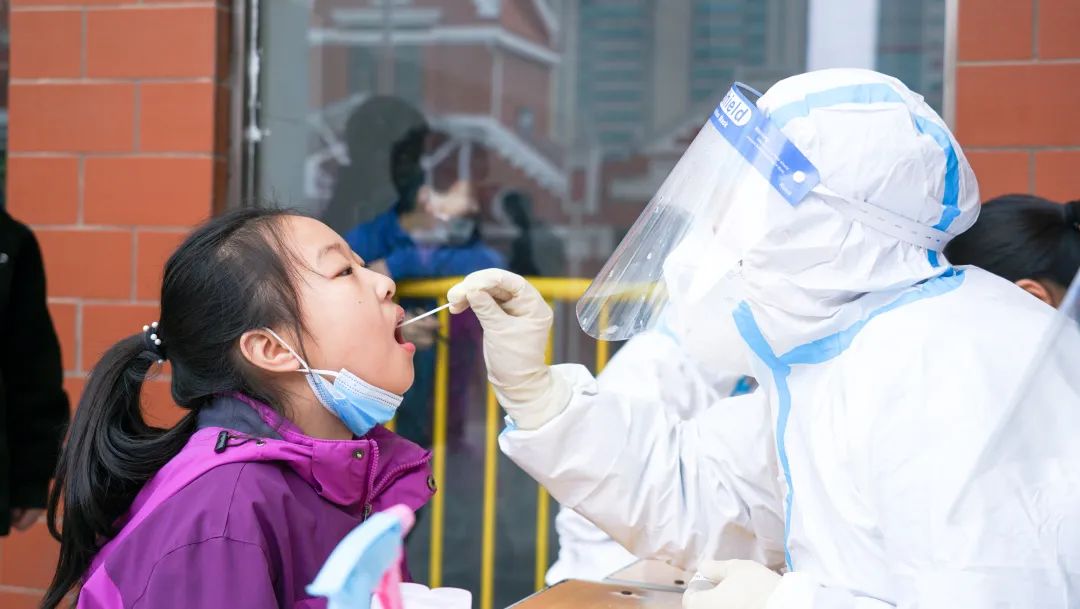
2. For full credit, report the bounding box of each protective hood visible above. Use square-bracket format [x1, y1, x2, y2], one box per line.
[741, 69, 980, 353]
[578, 68, 980, 355]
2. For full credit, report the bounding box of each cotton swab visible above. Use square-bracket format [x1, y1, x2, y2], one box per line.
[397, 302, 454, 328]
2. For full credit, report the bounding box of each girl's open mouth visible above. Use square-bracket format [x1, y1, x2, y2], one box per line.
[393, 309, 416, 353]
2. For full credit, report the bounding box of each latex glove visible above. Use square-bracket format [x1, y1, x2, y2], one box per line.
[447, 269, 570, 429]
[682, 560, 780, 609]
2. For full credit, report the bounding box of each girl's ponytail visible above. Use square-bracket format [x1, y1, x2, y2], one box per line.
[41, 333, 196, 609]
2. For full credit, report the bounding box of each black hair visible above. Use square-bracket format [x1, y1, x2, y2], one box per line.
[42, 207, 310, 608]
[322, 96, 430, 232]
[503, 191, 540, 276]
[502, 190, 533, 231]
[944, 194, 1080, 287]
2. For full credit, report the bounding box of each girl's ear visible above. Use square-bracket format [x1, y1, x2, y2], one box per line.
[239, 330, 302, 373]
[1015, 278, 1055, 307]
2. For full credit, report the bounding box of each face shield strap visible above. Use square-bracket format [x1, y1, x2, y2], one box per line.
[815, 186, 952, 251]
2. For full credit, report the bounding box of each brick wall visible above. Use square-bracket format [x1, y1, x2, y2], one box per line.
[2, 1, 1079, 607]
[0, 0, 232, 606]
[956, 0, 1080, 202]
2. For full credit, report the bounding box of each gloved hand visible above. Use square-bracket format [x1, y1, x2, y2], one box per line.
[447, 269, 570, 429]
[682, 560, 780, 609]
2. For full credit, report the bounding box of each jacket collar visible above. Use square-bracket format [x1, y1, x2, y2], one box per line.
[195, 393, 431, 510]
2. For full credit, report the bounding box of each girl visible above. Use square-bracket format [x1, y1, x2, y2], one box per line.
[42, 209, 434, 608]
[945, 194, 1080, 307]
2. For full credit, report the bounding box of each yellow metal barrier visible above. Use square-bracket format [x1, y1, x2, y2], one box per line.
[428, 299, 451, 587]
[396, 277, 608, 608]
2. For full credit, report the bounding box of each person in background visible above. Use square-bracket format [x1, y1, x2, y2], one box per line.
[0, 207, 69, 537]
[945, 194, 1080, 307]
[322, 96, 426, 235]
[335, 96, 504, 448]
[501, 190, 567, 278]
[341, 141, 504, 280]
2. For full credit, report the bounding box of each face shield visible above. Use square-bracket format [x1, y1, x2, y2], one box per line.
[577, 83, 821, 341]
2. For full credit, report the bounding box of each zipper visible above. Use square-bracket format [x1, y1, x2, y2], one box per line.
[370, 450, 433, 498]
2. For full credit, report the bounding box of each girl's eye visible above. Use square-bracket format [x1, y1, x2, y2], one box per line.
[336, 266, 353, 278]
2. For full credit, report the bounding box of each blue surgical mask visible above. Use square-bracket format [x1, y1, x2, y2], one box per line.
[265, 329, 403, 437]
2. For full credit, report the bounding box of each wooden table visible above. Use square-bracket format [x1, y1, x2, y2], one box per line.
[509, 580, 682, 609]
[604, 559, 692, 593]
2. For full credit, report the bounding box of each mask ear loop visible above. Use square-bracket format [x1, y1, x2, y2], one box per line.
[262, 328, 341, 379]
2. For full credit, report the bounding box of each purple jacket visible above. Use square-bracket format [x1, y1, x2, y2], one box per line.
[77, 394, 434, 609]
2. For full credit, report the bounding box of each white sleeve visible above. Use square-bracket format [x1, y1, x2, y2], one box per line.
[499, 363, 785, 572]
[594, 330, 747, 420]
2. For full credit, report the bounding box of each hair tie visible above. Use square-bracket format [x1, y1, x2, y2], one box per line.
[141, 321, 167, 364]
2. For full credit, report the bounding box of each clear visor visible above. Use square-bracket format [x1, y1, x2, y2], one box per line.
[577, 83, 821, 341]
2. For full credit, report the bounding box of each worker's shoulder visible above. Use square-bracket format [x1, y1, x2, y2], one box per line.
[858, 266, 1054, 350]
[834, 267, 1054, 407]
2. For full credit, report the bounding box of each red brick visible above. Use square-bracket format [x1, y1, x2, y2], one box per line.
[84, 157, 214, 227]
[958, 0, 1033, 61]
[139, 82, 215, 153]
[9, 84, 135, 153]
[12, 0, 134, 5]
[142, 379, 185, 428]
[965, 150, 1031, 200]
[5, 157, 79, 225]
[135, 230, 187, 300]
[1039, 0, 1080, 59]
[0, 591, 42, 609]
[501, 0, 548, 46]
[423, 45, 494, 115]
[955, 64, 1080, 147]
[36, 230, 132, 299]
[0, 521, 59, 589]
[64, 376, 85, 413]
[86, 7, 216, 78]
[82, 304, 160, 368]
[48, 302, 78, 372]
[10, 10, 82, 78]
[1034, 151, 1080, 203]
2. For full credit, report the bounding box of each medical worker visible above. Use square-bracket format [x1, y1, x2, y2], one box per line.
[448, 68, 1080, 607]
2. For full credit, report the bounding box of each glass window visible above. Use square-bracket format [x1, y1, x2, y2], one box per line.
[251, 0, 947, 604]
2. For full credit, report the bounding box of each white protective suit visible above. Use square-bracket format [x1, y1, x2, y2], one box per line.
[546, 325, 754, 584]
[493, 69, 1080, 607]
